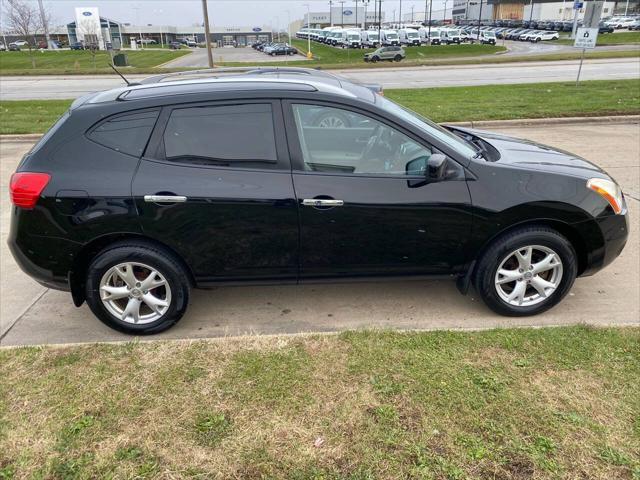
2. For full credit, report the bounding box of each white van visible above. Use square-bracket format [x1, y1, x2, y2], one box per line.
[441, 28, 462, 44]
[343, 29, 363, 48]
[398, 28, 421, 46]
[362, 30, 381, 48]
[381, 29, 400, 46]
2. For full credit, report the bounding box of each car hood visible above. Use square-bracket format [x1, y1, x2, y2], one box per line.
[450, 126, 611, 180]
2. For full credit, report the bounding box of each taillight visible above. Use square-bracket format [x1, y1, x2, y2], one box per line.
[9, 172, 51, 209]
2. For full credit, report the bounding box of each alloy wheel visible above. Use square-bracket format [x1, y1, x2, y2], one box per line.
[99, 262, 172, 324]
[494, 245, 563, 307]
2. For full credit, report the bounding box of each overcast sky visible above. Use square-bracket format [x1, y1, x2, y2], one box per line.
[2, 0, 445, 30]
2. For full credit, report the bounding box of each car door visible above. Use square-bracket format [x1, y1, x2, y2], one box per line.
[284, 101, 473, 280]
[132, 100, 299, 284]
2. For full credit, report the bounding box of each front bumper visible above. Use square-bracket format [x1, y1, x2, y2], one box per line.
[579, 209, 629, 277]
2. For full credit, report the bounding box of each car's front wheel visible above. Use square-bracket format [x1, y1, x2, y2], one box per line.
[85, 242, 190, 334]
[394, 54, 402, 61]
[473, 227, 577, 316]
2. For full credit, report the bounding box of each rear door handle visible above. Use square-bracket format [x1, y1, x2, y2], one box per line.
[144, 195, 188, 203]
[302, 198, 344, 207]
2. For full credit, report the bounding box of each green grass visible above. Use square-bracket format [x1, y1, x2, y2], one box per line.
[0, 326, 638, 478]
[2, 79, 638, 135]
[0, 49, 189, 74]
[556, 31, 640, 46]
[0, 100, 72, 134]
[384, 79, 640, 122]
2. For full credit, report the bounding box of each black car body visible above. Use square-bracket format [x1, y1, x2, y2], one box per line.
[9, 68, 629, 333]
[270, 45, 297, 56]
[70, 42, 85, 50]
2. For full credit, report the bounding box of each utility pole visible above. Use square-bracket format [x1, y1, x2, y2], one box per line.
[411, 5, 415, 22]
[304, 3, 312, 57]
[37, 0, 51, 48]
[428, 0, 433, 40]
[477, 0, 483, 39]
[201, 0, 214, 67]
[330, 0, 333, 26]
[378, 0, 382, 36]
[529, 0, 535, 23]
[364, 0, 368, 29]
[340, 0, 345, 26]
[399, 0, 402, 27]
[356, 0, 359, 27]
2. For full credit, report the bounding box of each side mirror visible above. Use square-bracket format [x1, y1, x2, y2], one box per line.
[427, 153, 448, 181]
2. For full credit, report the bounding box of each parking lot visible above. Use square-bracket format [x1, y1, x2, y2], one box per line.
[1, 121, 637, 346]
[162, 44, 308, 68]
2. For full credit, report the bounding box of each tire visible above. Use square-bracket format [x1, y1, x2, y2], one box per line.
[394, 54, 402, 61]
[473, 226, 577, 316]
[371, 56, 379, 63]
[85, 242, 190, 334]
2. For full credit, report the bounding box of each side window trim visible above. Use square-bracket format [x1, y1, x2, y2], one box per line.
[282, 99, 453, 178]
[143, 99, 291, 172]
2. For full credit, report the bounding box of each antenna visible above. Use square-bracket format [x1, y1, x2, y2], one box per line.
[110, 64, 140, 86]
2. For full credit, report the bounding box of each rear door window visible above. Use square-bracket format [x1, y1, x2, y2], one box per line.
[88, 109, 159, 157]
[162, 103, 278, 168]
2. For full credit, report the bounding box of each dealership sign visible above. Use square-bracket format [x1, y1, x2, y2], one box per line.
[343, 9, 353, 15]
[75, 7, 103, 49]
[252, 27, 262, 32]
[82, 11, 92, 16]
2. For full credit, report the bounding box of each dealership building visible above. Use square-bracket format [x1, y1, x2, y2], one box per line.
[304, 6, 385, 28]
[404, 0, 638, 22]
[30, 7, 273, 49]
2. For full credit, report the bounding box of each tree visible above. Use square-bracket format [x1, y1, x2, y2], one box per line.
[2, 0, 48, 67]
[78, 17, 101, 69]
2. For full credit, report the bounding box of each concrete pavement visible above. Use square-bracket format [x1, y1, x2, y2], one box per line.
[1, 121, 638, 346]
[1, 58, 639, 100]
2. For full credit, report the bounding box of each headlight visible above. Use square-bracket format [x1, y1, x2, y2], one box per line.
[587, 178, 624, 214]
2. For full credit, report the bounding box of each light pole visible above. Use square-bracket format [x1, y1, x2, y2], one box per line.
[286, 10, 291, 43]
[399, 0, 402, 27]
[428, 0, 433, 40]
[154, 9, 164, 47]
[443, 0, 448, 23]
[529, 0, 534, 24]
[340, 0, 346, 26]
[201, 0, 214, 67]
[411, 5, 415, 22]
[304, 3, 312, 58]
[364, 0, 368, 29]
[133, 6, 143, 48]
[329, 0, 333, 26]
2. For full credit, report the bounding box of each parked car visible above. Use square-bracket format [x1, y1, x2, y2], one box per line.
[627, 19, 640, 30]
[8, 68, 629, 334]
[525, 30, 559, 42]
[0, 42, 6, 51]
[364, 45, 405, 62]
[169, 41, 182, 50]
[471, 30, 497, 44]
[269, 45, 297, 55]
[362, 30, 381, 48]
[8, 43, 21, 51]
[12, 39, 29, 46]
[70, 42, 85, 50]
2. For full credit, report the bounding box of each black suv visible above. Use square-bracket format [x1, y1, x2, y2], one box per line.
[9, 68, 629, 334]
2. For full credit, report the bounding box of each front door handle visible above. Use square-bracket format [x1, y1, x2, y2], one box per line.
[302, 198, 344, 208]
[144, 195, 188, 203]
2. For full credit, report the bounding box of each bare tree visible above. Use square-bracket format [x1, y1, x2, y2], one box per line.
[78, 17, 100, 69]
[2, 0, 45, 67]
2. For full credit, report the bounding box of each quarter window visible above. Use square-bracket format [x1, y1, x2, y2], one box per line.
[163, 103, 278, 166]
[292, 104, 434, 176]
[88, 109, 159, 157]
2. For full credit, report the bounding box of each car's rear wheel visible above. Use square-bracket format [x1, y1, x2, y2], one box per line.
[394, 54, 402, 61]
[473, 227, 577, 316]
[85, 242, 190, 334]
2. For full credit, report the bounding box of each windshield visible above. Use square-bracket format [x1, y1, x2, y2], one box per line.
[407, 31, 419, 37]
[368, 33, 379, 40]
[375, 95, 477, 158]
[485, 31, 496, 37]
[387, 32, 399, 38]
[448, 29, 461, 36]
[348, 34, 360, 40]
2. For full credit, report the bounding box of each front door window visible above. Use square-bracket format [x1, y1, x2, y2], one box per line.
[291, 104, 434, 176]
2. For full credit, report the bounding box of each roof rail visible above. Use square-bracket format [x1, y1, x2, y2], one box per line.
[139, 66, 336, 85]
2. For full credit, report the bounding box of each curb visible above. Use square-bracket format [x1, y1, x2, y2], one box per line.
[445, 114, 640, 128]
[1, 115, 638, 142]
